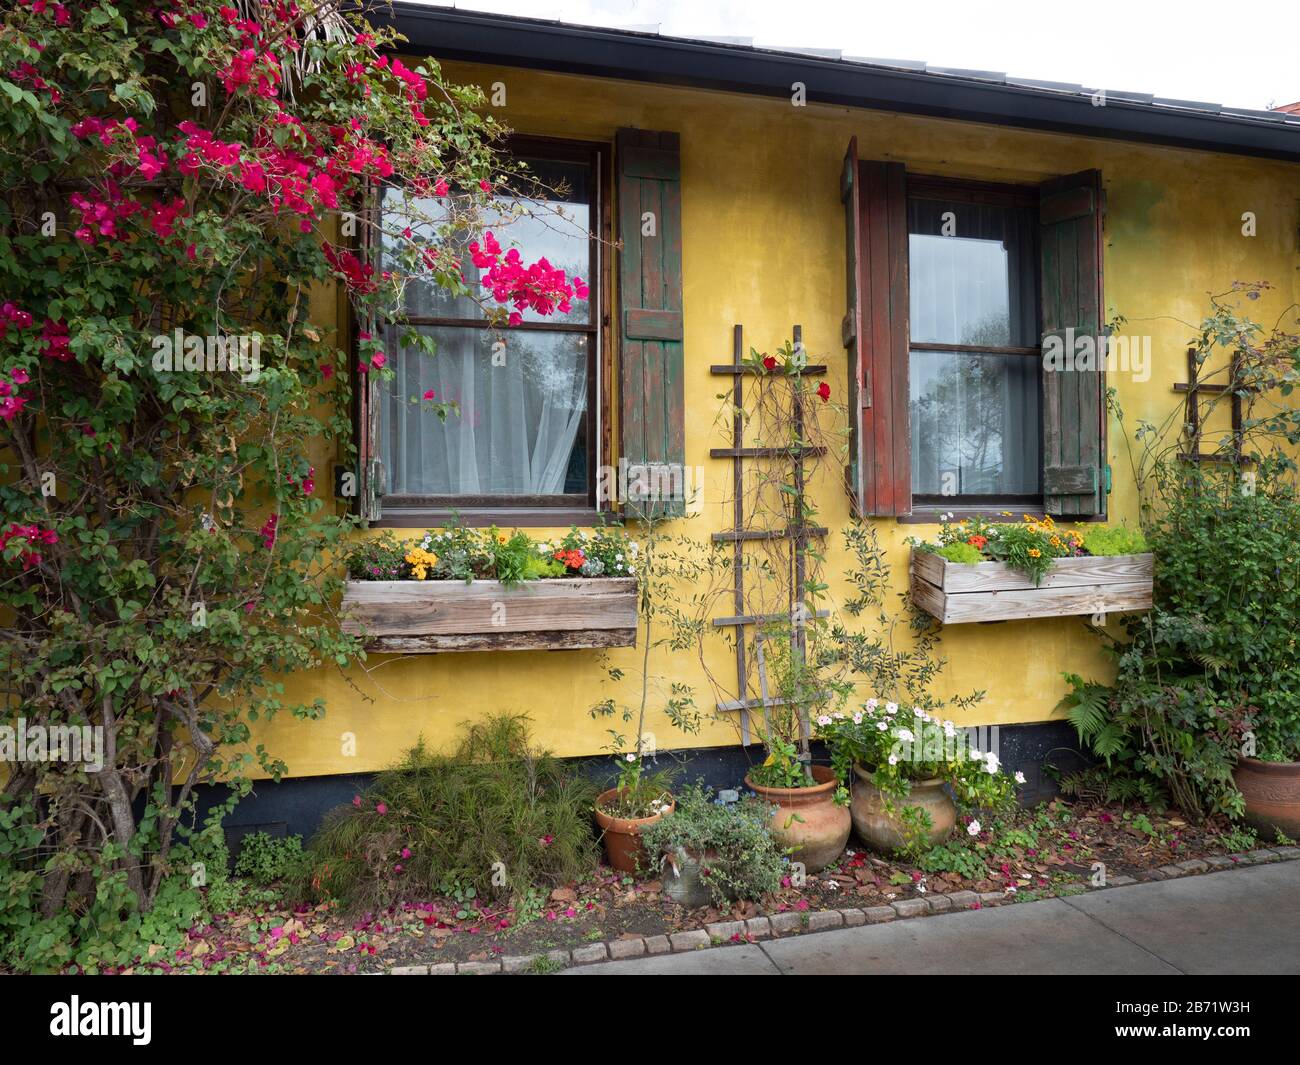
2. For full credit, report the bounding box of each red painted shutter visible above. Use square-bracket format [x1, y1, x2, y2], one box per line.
[617, 128, 685, 519]
[843, 139, 910, 517]
[1039, 169, 1106, 517]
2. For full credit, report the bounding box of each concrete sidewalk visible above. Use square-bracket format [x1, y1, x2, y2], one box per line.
[563, 860, 1300, 975]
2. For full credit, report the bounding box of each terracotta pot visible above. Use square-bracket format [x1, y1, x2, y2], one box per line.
[744, 765, 850, 874]
[850, 765, 956, 854]
[593, 788, 674, 874]
[1234, 757, 1300, 840]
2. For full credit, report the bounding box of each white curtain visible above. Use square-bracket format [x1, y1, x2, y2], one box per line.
[383, 326, 587, 496]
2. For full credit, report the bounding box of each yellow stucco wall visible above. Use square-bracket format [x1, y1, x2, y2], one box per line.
[252, 61, 1300, 779]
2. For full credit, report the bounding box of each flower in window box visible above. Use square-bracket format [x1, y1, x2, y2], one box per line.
[404, 546, 438, 580]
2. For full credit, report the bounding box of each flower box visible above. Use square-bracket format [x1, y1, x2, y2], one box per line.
[909, 548, 1153, 624]
[341, 577, 638, 653]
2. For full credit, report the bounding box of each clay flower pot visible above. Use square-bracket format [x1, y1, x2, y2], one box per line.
[744, 765, 850, 874]
[593, 788, 674, 874]
[1234, 757, 1300, 840]
[850, 764, 956, 854]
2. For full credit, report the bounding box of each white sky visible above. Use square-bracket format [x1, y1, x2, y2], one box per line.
[409, 0, 1300, 112]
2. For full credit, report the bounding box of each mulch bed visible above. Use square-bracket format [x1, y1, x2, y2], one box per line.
[107, 799, 1267, 974]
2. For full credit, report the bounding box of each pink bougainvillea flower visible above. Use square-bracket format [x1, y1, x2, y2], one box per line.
[421, 389, 436, 400]
[370, 351, 386, 369]
[401, 847, 412, 859]
[816, 381, 831, 402]
[352, 795, 362, 808]
[478, 179, 491, 192]
[762, 355, 777, 371]
[433, 178, 449, 197]
[375, 802, 388, 814]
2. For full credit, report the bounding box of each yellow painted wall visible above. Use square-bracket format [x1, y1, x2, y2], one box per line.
[252, 61, 1300, 779]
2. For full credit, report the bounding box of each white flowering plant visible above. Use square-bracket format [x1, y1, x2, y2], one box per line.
[816, 699, 1020, 811]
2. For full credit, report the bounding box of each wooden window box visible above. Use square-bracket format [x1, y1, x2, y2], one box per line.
[909, 548, 1153, 624]
[341, 578, 638, 653]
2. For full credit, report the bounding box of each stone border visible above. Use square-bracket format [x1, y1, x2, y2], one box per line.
[387, 845, 1300, 974]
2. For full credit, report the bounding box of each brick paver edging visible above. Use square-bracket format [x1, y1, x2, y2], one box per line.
[387, 845, 1300, 975]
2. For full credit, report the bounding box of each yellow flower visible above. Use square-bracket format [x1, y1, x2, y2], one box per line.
[1028, 548, 1042, 558]
[497, 533, 508, 544]
[404, 547, 439, 580]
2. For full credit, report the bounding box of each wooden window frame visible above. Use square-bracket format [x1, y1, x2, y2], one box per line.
[905, 174, 1046, 520]
[370, 135, 612, 529]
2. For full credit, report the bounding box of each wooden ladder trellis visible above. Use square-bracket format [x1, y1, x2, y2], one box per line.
[1175, 345, 1246, 464]
[708, 323, 829, 750]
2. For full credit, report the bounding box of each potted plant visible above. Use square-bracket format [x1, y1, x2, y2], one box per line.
[742, 637, 852, 873]
[818, 701, 1020, 856]
[640, 785, 785, 908]
[1235, 692, 1300, 839]
[589, 506, 706, 873]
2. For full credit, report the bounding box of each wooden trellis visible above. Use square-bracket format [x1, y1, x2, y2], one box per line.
[1175, 345, 1246, 464]
[708, 324, 828, 747]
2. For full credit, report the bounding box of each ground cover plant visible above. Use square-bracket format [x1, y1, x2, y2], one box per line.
[293, 715, 600, 911]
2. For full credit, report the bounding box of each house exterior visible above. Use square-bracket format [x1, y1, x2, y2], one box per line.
[221, 6, 1300, 835]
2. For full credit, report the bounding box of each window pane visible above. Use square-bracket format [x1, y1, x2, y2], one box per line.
[380, 154, 592, 324]
[381, 326, 590, 497]
[907, 198, 1038, 347]
[910, 349, 1040, 497]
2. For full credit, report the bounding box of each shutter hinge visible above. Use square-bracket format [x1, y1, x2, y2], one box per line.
[859, 370, 872, 410]
[1103, 464, 1112, 494]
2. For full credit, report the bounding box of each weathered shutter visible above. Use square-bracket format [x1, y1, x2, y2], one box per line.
[843, 138, 910, 517]
[1039, 169, 1106, 517]
[357, 181, 383, 523]
[358, 359, 383, 523]
[617, 128, 685, 519]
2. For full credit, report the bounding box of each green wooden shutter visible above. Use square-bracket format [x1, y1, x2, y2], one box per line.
[843, 138, 910, 517]
[1039, 169, 1106, 517]
[617, 128, 685, 520]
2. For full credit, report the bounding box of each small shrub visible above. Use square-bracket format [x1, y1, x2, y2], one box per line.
[233, 832, 304, 886]
[293, 715, 599, 910]
[640, 786, 785, 906]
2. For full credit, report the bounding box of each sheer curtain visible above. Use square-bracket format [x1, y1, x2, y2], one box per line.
[384, 327, 587, 496]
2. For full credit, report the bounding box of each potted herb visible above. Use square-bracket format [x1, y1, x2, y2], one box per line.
[640, 785, 785, 908]
[818, 701, 1020, 856]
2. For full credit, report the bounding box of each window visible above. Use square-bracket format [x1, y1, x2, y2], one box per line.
[907, 180, 1041, 507]
[375, 140, 602, 523]
[842, 139, 1105, 520]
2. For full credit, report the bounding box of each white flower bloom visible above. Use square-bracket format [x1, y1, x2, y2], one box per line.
[895, 728, 915, 743]
[967, 820, 981, 837]
[625, 753, 636, 762]
[943, 723, 957, 738]
[817, 715, 832, 727]
[969, 748, 981, 760]
[885, 702, 898, 715]
[1014, 771, 1027, 784]
[913, 707, 925, 718]
[627, 566, 635, 575]
[876, 721, 888, 731]
[852, 713, 863, 725]
[985, 754, 1000, 774]
[864, 697, 878, 711]
[888, 754, 898, 765]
